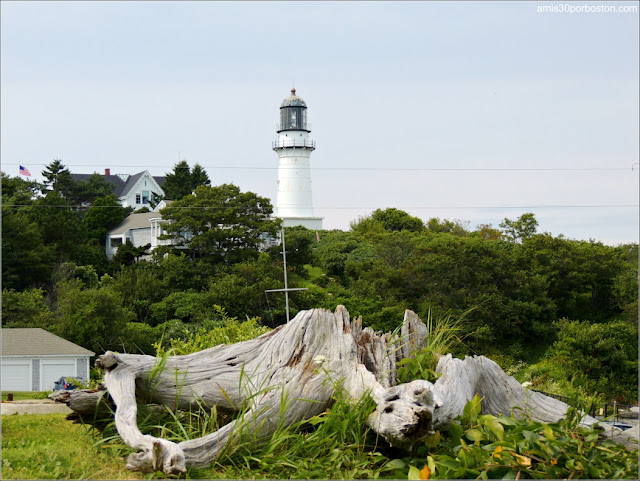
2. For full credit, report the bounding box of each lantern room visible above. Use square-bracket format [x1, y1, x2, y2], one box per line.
[278, 88, 310, 132]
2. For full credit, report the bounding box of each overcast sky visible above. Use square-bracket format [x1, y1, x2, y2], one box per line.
[2, 1, 638, 244]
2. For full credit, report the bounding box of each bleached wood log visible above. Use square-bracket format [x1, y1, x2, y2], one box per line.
[53, 306, 637, 474]
[49, 385, 114, 424]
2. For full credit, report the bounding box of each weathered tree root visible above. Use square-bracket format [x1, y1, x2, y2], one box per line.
[52, 306, 638, 473]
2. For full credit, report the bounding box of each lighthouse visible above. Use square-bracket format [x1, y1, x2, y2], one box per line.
[273, 88, 323, 230]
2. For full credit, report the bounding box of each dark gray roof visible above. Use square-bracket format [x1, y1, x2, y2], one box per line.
[123, 172, 144, 196]
[71, 172, 166, 197]
[280, 88, 307, 108]
[2, 328, 95, 356]
[72, 173, 128, 196]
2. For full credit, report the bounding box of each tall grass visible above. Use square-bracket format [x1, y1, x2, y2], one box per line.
[397, 309, 469, 383]
[90, 377, 394, 479]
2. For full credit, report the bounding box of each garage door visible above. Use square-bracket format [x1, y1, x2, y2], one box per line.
[41, 360, 76, 391]
[1, 360, 31, 391]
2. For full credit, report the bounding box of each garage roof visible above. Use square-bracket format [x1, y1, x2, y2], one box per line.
[1, 328, 95, 356]
[107, 211, 158, 236]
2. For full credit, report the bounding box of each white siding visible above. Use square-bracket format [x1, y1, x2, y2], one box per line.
[129, 227, 152, 247]
[40, 358, 76, 391]
[121, 172, 164, 211]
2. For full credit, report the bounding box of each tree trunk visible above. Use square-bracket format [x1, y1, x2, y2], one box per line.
[52, 306, 638, 474]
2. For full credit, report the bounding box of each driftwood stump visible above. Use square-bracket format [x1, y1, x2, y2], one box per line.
[52, 306, 638, 473]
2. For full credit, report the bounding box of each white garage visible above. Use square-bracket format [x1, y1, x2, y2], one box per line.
[1, 360, 31, 391]
[1, 328, 94, 392]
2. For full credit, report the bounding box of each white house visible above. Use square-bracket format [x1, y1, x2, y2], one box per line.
[105, 200, 185, 259]
[72, 169, 165, 211]
[1, 328, 94, 392]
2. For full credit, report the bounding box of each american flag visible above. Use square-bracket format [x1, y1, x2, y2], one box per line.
[19, 165, 32, 177]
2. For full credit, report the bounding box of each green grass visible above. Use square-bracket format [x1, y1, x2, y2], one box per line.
[2, 391, 50, 401]
[1, 413, 143, 480]
[2, 389, 393, 480]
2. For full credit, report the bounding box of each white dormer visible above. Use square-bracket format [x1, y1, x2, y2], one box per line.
[119, 171, 165, 211]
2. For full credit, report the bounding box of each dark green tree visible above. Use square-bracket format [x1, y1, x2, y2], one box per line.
[107, 263, 169, 323]
[1, 288, 54, 328]
[269, 226, 316, 273]
[368, 208, 425, 232]
[160, 184, 280, 265]
[112, 240, 151, 266]
[82, 195, 131, 245]
[53, 279, 136, 353]
[1, 205, 55, 289]
[426, 217, 469, 236]
[1, 173, 55, 289]
[28, 191, 85, 261]
[69, 173, 116, 205]
[1, 172, 41, 206]
[191, 163, 211, 188]
[474, 223, 502, 240]
[41, 159, 74, 198]
[162, 161, 211, 200]
[500, 212, 538, 242]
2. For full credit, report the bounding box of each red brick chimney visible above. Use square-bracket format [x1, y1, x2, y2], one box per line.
[105, 168, 111, 176]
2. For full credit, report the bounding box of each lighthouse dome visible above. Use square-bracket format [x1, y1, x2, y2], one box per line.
[280, 88, 307, 108]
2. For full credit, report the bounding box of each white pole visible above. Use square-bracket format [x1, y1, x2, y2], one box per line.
[281, 228, 290, 322]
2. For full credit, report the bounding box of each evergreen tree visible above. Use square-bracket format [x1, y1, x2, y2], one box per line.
[69, 173, 116, 205]
[29, 191, 85, 261]
[162, 161, 211, 200]
[82, 195, 132, 245]
[41, 159, 74, 198]
[191, 163, 211, 189]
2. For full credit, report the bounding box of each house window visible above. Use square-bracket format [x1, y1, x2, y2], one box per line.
[110, 238, 123, 248]
[136, 194, 141, 204]
[142, 191, 150, 204]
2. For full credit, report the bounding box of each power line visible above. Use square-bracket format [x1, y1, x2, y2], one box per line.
[2, 163, 637, 172]
[4, 204, 638, 210]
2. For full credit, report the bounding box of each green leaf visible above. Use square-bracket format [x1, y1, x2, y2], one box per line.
[436, 458, 462, 471]
[408, 465, 421, 480]
[465, 428, 485, 442]
[484, 418, 505, 441]
[424, 430, 440, 449]
[462, 394, 482, 425]
[543, 424, 556, 440]
[449, 422, 463, 445]
[384, 459, 407, 471]
[496, 416, 518, 426]
[427, 456, 436, 476]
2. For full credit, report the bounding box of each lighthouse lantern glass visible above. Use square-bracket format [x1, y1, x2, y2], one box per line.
[280, 106, 307, 131]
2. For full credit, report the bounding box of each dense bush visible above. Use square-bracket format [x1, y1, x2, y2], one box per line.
[398, 395, 639, 479]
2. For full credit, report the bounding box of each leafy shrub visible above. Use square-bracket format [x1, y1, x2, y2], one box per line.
[546, 318, 638, 402]
[398, 395, 639, 479]
[154, 306, 270, 356]
[1, 288, 54, 328]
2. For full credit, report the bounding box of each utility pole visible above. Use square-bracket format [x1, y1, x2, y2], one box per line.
[265, 228, 307, 322]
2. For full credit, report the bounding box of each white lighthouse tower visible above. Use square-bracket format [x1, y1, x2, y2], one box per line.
[273, 88, 323, 230]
